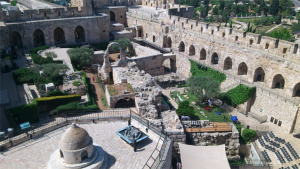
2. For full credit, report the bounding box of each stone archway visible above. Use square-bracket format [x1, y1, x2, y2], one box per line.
[272, 74, 285, 89]
[9, 31, 23, 49]
[33, 29, 45, 47]
[211, 52, 218, 64]
[53, 27, 65, 45]
[74, 26, 85, 43]
[237, 62, 248, 75]
[166, 37, 172, 48]
[253, 67, 265, 82]
[110, 11, 115, 21]
[162, 58, 176, 72]
[292, 83, 300, 97]
[200, 48, 206, 60]
[115, 98, 135, 108]
[81, 151, 88, 161]
[179, 41, 185, 52]
[223, 57, 232, 70]
[101, 42, 127, 80]
[189, 45, 195, 56]
[138, 28, 143, 37]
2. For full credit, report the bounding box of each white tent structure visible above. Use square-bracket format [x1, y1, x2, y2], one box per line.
[179, 144, 230, 169]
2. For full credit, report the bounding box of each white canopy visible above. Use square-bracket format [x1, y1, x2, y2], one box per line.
[179, 144, 230, 169]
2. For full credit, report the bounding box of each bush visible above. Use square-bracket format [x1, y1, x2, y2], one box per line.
[6, 100, 39, 129]
[45, 52, 57, 58]
[31, 53, 63, 65]
[30, 46, 50, 54]
[242, 129, 256, 143]
[189, 59, 226, 83]
[219, 84, 256, 106]
[269, 28, 292, 41]
[35, 94, 81, 112]
[10, 1, 17, 6]
[13, 67, 39, 85]
[50, 102, 98, 116]
[176, 100, 195, 117]
[73, 80, 82, 87]
[109, 38, 131, 53]
[46, 90, 68, 97]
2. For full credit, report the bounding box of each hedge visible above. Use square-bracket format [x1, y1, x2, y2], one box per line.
[29, 46, 63, 65]
[189, 59, 226, 84]
[30, 45, 50, 54]
[50, 102, 98, 116]
[35, 94, 81, 112]
[6, 100, 39, 129]
[219, 84, 256, 106]
[13, 67, 39, 85]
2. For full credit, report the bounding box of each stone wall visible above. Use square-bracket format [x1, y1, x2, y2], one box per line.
[250, 89, 299, 133]
[92, 51, 105, 65]
[96, 7, 128, 25]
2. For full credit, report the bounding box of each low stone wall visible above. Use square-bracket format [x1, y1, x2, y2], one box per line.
[92, 51, 104, 65]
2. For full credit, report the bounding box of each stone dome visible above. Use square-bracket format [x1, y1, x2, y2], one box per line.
[60, 123, 91, 150]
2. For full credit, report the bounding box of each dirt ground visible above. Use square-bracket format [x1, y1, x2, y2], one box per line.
[109, 53, 120, 62]
[82, 67, 107, 110]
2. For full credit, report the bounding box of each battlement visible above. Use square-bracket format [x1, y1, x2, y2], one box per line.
[1, 6, 90, 22]
[167, 15, 299, 56]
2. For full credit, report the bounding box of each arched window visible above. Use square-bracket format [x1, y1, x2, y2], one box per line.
[81, 151, 88, 161]
[200, 48, 206, 60]
[189, 45, 195, 56]
[223, 57, 232, 70]
[33, 29, 45, 47]
[211, 52, 218, 64]
[74, 26, 85, 43]
[292, 83, 300, 97]
[253, 67, 265, 82]
[166, 37, 172, 48]
[110, 11, 115, 21]
[179, 41, 185, 52]
[9, 31, 23, 49]
[53, 27, 65, 45]
[237, 62, 248, 75]
[272, 74, 285, 89]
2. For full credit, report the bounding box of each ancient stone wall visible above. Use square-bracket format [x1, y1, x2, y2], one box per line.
[96, 7, 128, 25]
[93, 0, 142, 9]
[0, 15, 110, 49]
[92, 51, 105, 65]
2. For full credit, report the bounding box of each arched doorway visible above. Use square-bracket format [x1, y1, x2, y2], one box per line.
[237, 62, 248, 75]
[115, 98, 135, 108]
[162, 58, 176, 72]
[292, 83, 300, 97]
[253, 67, 265, 82]
[110, 11, 115, 21]
[179, 41, 185, 52]
[81, 151, 88, 161]
[33, 29, 45, 47]
[4, 65, 10, 72]
[211, 52, 218, 64]
[9, 31, 23, 50]
[272, 74, 285, 89]
[53, 27, 65, 45]
[200, 48, 206, 60]
[189, 45, 195, 56]
[223, 57, 232, 70]
[74, 26, 85, 43]
[138, 28, 142, 37]
[166, 37, 172, 48]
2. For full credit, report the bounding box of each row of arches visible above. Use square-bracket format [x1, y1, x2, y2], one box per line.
[9, 26, 86, 49]
[171, 40, 300, 97]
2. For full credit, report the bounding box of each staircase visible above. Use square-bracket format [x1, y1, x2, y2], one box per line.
[109, 21, 132, 40]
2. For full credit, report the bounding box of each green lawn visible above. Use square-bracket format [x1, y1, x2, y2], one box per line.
[255, 24, 277, 35]
[236, 18, 257, 26]
[170, 91, 232, 123]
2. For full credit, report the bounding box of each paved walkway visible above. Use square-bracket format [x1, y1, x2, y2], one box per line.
[0, 121, 158, 169]
[40, 48, 74, 74]
[266, 24, 282, 33]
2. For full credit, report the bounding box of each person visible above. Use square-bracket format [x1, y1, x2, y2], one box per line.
[156, 4, 158, 10]
[176, 162, 182, 169]
[92, 77, 95, 82]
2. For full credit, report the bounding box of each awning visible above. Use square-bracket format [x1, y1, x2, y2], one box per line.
[179, 144, 230, 169]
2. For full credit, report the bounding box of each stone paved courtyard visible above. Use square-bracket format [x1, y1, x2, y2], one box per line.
[0, 121, 158, 169]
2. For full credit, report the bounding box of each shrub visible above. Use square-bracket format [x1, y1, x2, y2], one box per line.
[45, 52, 57, 58]
[176, 100, 195, 117]
[10, 1, 17, 6]
[46, 90, 68, 97]
[30, 46, 50, 54]
[31, 53, 63, 65]
[242, 129, 256, 143]
[109, 38, 131, 53]
[73, 80, 82, 87]
[189, 59, 226, 83]
[219, 84, 256, 106]
[269, 28, 292, 41]
[35, 94, 81, 112]
[13, 67, 39, 85]
[50, 102, 99, 116]
[6, 100, 39, 129]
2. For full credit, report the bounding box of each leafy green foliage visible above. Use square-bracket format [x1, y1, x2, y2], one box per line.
[72, 80, 82, 87]
[10, 1, 17, 6]
[269, 28, 292, 41]
[50, 102, 99, 116]
[219, 84, 256, 106]
[253, 17, 274, 26]
[6, 100, 39, 129]
[242, 129, 256, 143]
[176, 100, 195, 117]
[35, 95, 81, 112]
[13, 68, 41, 85]
[109, 38, 131, 53]
[45, 52, 57, 58]
[186, 76, 220, 102]
[31, 53, 63, 65]
[46, 90, 68, 97]
[189, 59, 226, 84]
[67, 47, 94, 69]
[30, 46, 50, 54]
[291, 22, 300, 32]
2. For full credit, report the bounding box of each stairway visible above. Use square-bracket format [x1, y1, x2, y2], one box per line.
[109, 22, 132, 40]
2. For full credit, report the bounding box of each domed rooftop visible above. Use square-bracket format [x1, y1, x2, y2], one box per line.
[60, 123, 91, 150]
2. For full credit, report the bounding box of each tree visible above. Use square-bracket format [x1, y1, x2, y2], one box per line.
[109, 38, 131, 53]
[213, 6, 219, 15]
[296, 12, 300, 23]
[247, 22, 250, 32]
[242, 129, 256, 143]
[43, 63, 70, 85]
[269, 28, 292, 41]
[274, 15, 281, 24]
[67, 47, 94, 69]
[186, 76, 220, 102]
[235, 5, 240, 15]
[270, 0, 279, 16]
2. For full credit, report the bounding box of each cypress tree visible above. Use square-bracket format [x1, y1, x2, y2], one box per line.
[230, 21, 233, 28]
[270, 0, 279, 16]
